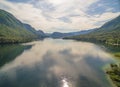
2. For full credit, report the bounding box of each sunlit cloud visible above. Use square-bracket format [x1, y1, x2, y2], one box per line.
[0, 0, 120, 32]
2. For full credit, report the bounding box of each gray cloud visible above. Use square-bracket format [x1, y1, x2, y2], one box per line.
[58, 17, 72, 23]
[31, 0, 55, 12]
[7, 0, 30, 3]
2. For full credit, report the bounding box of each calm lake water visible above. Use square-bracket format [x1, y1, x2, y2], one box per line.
[0, 39, 115, 87]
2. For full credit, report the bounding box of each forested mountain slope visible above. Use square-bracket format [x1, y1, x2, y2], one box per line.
[0, 9, 45, 43]
[65, 15, 120, 45]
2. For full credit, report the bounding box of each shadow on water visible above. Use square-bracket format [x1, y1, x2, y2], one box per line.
[0, 45, 32, 67]
[76, 75, 101, 87]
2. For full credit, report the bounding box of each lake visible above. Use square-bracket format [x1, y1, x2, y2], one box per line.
[0, 39, 115, 87]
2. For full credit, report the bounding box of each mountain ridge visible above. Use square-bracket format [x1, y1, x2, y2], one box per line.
[49, 29, 95, 38]
[0, 9, 45, 44]
[64, 15, 120, 45]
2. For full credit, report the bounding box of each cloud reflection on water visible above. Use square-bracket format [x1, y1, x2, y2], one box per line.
[0, 39, 113, 87]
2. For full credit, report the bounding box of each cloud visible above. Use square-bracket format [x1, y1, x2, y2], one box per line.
[6, 0, 30, 3]
[0, 0, 120, 32]
[86, 0, 120, 15]
[91, 12, 120, 26]
[58, 17, 72, 23]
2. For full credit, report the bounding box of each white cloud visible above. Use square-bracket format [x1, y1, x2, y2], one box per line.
[0, 0, 120, 32]
[90, 12, 120, 26]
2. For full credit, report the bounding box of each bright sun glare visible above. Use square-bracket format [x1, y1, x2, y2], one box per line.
[62, 78, 69, 87]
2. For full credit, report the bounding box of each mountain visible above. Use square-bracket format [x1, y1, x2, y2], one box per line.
[23, 24, 46, 38]
[64, 15, 120, 45]
[98, 15, 120, 31]
[0, 9, 45, 44]
[49, 29, 95, 38]
[36, 30, 46, 38]
[23, 23, 38, 34]
[50, 32, 67, 38]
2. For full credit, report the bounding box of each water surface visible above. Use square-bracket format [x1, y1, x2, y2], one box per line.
[0, 39, 114, 87]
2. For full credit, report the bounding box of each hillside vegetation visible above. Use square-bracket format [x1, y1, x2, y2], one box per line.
[0, 9, 44, 44]
[64, 15, 120, 45]
[106, 64, 120, 87]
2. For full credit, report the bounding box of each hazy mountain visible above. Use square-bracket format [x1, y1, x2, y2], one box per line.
[36, 30, 46, 38]
[64, 15, 120, 45]
[0, 9, 45, 43]
[23, 24, 46, 38]
[49, 29, 95, 38]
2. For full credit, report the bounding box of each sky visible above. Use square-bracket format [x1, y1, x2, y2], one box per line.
[0, 0, 120, 33]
